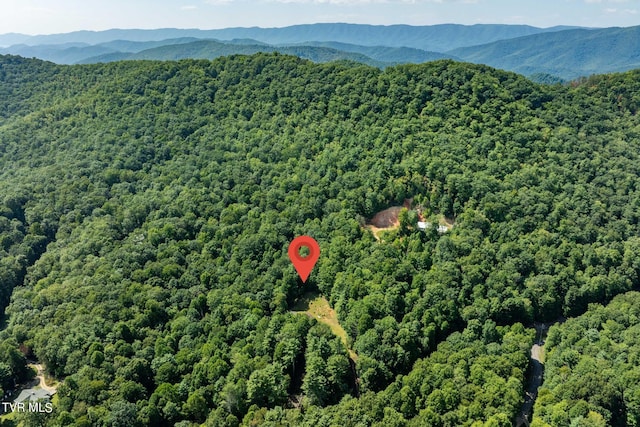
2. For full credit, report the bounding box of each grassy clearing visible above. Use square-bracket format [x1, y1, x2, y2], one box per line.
[292, 292, 358, 361]
[0, 410, 17, 422]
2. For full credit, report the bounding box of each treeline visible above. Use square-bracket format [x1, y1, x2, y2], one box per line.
[1, 53, 640, 425]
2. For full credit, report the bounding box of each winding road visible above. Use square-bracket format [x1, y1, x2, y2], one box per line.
[516, 323, 546, 427]
[32, 364, 57, 394]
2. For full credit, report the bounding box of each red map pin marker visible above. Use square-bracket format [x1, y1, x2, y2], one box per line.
[288, 236, 320, 283]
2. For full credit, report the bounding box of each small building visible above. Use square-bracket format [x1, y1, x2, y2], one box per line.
[417, 221, 450, 233]
[13, 388, 54, 404]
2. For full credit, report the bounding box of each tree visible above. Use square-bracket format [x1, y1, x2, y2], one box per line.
[247, 364, 288, 407]
[108, 401, 139, 427]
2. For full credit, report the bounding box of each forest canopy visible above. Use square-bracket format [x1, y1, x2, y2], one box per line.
[1, 53, 640, 426]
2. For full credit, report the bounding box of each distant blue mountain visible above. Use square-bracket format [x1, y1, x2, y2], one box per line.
[78, 39, 389, 68]
[96, 38, 202, 53]
[0, 43, 116, 64]
[287, 41, 456, 64]
[449, 26, 640, 80]
[0, 33, 32, 47]
[3, 23, 640, 80]
[0, 23, 578, 52]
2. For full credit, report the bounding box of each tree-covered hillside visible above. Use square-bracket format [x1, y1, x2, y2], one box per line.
[450, 26, 640, 80]
[533, 292, 640, 427]
[1, 53, 640, 426]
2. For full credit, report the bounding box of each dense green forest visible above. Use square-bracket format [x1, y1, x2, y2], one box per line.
[531, 292, 640, 427]
[1, 53, 640, 426]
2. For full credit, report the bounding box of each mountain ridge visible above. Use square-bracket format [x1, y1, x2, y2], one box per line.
[77, 39, 388, 67]
[449, 25, 640, 80]
[0, 23, 583, 52]
[2, 23, 640, 80]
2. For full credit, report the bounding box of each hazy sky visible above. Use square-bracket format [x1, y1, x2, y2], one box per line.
[1, 0, 639, 34]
